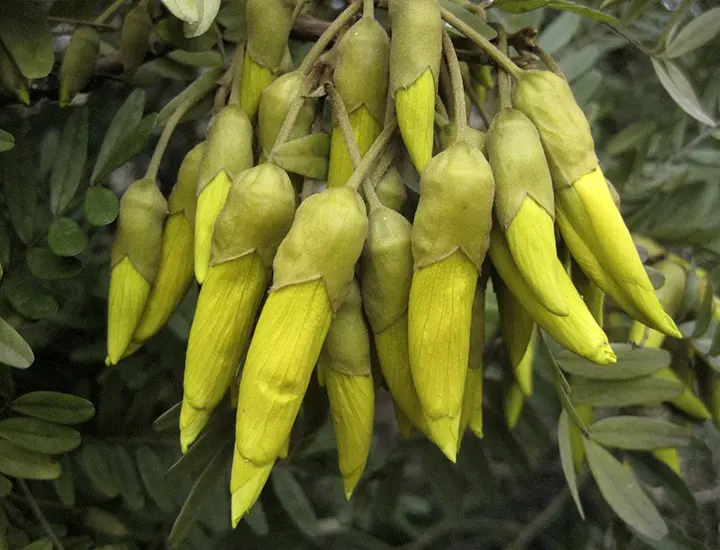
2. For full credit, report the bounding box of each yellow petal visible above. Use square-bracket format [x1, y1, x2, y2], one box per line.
[323, 368, 374, 498]
[458, 366, 483, 447]
[181, 254, 267, 450]
[235, 280, 332, 464]
[240, 52, 276, 120]
[230, 449, 274, 528]
[408, 251, 478, 422]
[278, 437, 290, 460]
[655, 368, 711, 420]
[178, 404, 209, 454]
[425, 413, 460, 463]
[396, 68, 435, 174]
[133, 214, 195, 343]
[504, 383, 525, 430]
[393, 402, 413, 438]
[515, 328, 537, 397]
[107, 258, 151, 365]
[327, 106, 382, 188]
[194, 170, 232, 284]
[653, 448, 680, 475]
[506, 198, 567, 316]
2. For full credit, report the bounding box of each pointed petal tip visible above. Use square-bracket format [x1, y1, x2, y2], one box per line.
[599, 344, 617, 365]
[343, 469, 363, 500]
[426, 415, 459, 462]
[230, 457, 274, 528]
[179, 404, 210, 453]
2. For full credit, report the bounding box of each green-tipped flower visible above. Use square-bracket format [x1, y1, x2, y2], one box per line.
[59, 26, 100, 107]
[0, 41, 29, 105]
[486, 108, 566, 316]
[489, 226, 616, 365]
[132, 143, 205, 347]
[389, 0, 441, 173]
[107, 179, 167, 365]
[327, 16, 389, 187]
[232, 186, 367, 524]
[318, 280, 374, 498]
[240, 0, 297, 118]
[374, 166, 407, 213]
[181, 163, 296, 451]
[194, 105, 253, 283]
[119, 0, 152, 75]
[258, 71, 317, 157]
[408, 142, 494, 460]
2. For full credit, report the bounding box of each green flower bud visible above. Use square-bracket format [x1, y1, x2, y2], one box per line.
[374, 166, 407, 213]
[438, 124, 486, 153]
[59, 27, 100, 107]
[0, 41, 29, 105]
[120, 0, 152, 75]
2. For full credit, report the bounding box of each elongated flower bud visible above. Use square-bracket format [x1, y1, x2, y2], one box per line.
[318, 280, 374, 498]
[232, 186, 367, 524]
[107, 179, 167, 364]
[408, 142, 494, 459]
[181, 163, 296, 450]
[487, 108, 566, 316]
[0, 41, 29, 105]
[489, 226, 615, 365]
[390, 0, 441, 173]
[258, 71, 316, 157]
[374, 166, 407, 213]
[240, 0, 297, 118]
[327, 17, 389, 187]
[132, 143, 205, 346]
[59, 27, 100, 107]
[194, 105, 253, 283]
[120, 0, 152, 75]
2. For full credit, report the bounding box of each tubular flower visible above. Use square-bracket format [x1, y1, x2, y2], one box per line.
[194, 105, 253, 283]
[0, 42, 29, 105]
[107, 179, 167, 365]
[132, 143, 206, 346]
[360, 198, 427, 437]
[59, 26, 100, 107]
[232, 186, 368, 526]
[512, 70, 679, 338]
[374, 166, 408, 213]
[240, 0, 297, 118]
[409, 142, 494, 460]
[389, 0, 441, 173]
[181, 163, 297, 451]
[489, 226, 616, 365]
[318, 280, 374, 498]
[327, 16, 389, 188]
[486, 108, 566, 316]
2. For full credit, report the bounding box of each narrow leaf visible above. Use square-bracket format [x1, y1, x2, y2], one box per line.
[0, 439, 61, 480]
[558, 410, 585, 519]
[245, 501, 270, 537]
[79, 444, 119, 498]
[571, 375, 684, 407]
[108, 444, 145, 511]
[135, 446, 175, 513]
[272, 134, 330, 180]
[50, 108, 89, 214]
[0, 473, 12, 497]
[0, 130, 14, 153]
[157, 68, 223, 125]
[538, 12, 582, 55]
[439, 0, 497, 38]
[652, 58, 716, 126]
[271, 468, 319, 538]
[4, 272, 59, 320]
[665, 8, 720, 58]
[556, 344, 671, 380]
[0, 316, 34, 369]
[52, 454, 76, 506]
[12, 391, 95, 425]
[547, 0, 619, 24]
[0, 417, 80, 454]
[27, 248, 82, 280]
[2, 144, 36, 244]
[606, 121, 658, 156]
[589, 416, 690, 450]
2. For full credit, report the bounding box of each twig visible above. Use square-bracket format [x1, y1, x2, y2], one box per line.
[325, 82, 362, 169]
[503, 487, 572, 550]
[47, 17, 119, 31]
[18, 479, 66, 550]
[95, 0, 127, 25]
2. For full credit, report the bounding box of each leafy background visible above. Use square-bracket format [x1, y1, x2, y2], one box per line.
[1, 0, 720, 549]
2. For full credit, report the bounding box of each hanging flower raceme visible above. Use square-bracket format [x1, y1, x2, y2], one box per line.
[327, 15, 390, 187]
[107, 179, 167, 365]
[231, 186, 368, 527]
[194, 105, 253, 284]
[59, 26, 100, 107]
[389, 0, 441, 174]
[180, 163, 297, 451]
[408, 141, 494, 460]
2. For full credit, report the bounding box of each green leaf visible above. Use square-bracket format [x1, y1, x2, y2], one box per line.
[556, 344, 671, 380]
[0, 417, 80, 454]
[0, 439, 61, 480]
[160, 0, 201, 24]
[0, 472, 12, 497]
[50, 108, 89, 215]
[588, 416, 690, 450]
[2, 144, 37, 244]
[79, 444, 119, 498]
[217, 0, 247, 42]
[91, 90, 146, 185]
[12, 391, 95, 425]
[0, 0, 53, 79]
[183, 0, 222, 38]
[492, 0, 549, 14]
[0, 130, 14, 153]
[558, 44, 605, 82]
[606, 121, 658, 156]
[636, 522, 706, 550]
[0, 217, 11, 267]
[135, 446, 175, 513]
[537, 12, 582, 55]
[157, 67, 223, 125]
[21, 539, 53, 550]
[48, 218, 88, 257]
[155, 16, 218, 52]
[558, 410, 585, 519]
[153, 402, 181, 432]
[84, 187, 119, 227]
[664, 8, 720, 59]
[4, 272, 59, 320]
[168, 409, 233, 477]
[584, 439, 668, 540]
[0, 316, 34, 369]
[245, 501, 269, 537]
[622, 0, 653, 25]
[271, 468, 319, 538]
[108, 444, 145, 511]
[547, 0, 618, 24]
[439, 1, 497, 39]
[272, 133, 330, 179]
[167, 49, 224, 68]
[571, 375, 684, 407]
[53, 454, 76, 506]
[631, 453, 699, 514]
[652, 58, 716, 127]
[27, 248, 82, 280]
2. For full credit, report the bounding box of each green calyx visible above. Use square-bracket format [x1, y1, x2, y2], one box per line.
[211, 163, 297, 269]
[318, 280, 372, 377]
[246, 0, 298, 72]
[374, 166, 407, 213]
[361, 204, 413, 334]
[120, 1, 152, 75]
[439, 123, 486, 153]
[272, 186, 368, 311]
[412, 141, 495, 271]
[334, 17, 390, 123]
[389, 0, 442, 95]
[168, 142, 206, 228]
[59, 26, 100, 107]
[486, 108, 554, 229]
[512, 70, 597, 189]
[197, 105, 254, 193]
[111, 178, 168, 283]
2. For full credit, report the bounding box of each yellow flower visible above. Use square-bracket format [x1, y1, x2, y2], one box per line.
[395, 69, 435, 174]
[504, 383, 525, 430]
[230, 451, 274, 528]
[240, 52, 276, 120]
[328, 106, 382, 188]
[194, 170, 232, 284]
